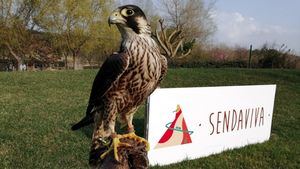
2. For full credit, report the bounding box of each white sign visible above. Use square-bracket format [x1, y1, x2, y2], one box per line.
[146, 85, 276, 166]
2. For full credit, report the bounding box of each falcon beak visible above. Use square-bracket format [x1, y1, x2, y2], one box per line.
[108, 9, 126, 27]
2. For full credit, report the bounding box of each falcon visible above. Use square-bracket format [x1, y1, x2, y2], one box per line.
[71, 5, 167, 164]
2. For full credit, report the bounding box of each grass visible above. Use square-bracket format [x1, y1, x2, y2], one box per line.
[0, 68, 299, 169]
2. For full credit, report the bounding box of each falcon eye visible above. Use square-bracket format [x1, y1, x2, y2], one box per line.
[121, 8, 135, 17]
[126, 9, 134, 16]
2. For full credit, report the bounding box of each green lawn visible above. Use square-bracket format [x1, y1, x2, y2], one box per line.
[0, 68, 299, 169]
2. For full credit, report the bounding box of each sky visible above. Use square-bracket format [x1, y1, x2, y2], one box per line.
[212, 0, 300, 54]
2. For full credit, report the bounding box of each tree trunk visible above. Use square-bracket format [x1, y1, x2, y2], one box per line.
[90, 135, 149, 169]
[72, 50, 83, 70]
[72, 51, 76, 70]
[63, 53, 68, 70]
[5, 43, 23, 71]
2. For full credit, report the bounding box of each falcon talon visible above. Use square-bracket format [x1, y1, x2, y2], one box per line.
[100, 135, 132, 162]
[124, 133, 150, 151]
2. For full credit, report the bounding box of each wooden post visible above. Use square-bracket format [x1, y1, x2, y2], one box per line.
[248, 45, 252, 68]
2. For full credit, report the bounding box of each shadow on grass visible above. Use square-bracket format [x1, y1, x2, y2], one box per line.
[81, 124, 94, 138]
[69, 121, 93, 138]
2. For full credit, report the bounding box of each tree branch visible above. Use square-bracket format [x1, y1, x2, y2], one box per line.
[155, 19, 191, 59]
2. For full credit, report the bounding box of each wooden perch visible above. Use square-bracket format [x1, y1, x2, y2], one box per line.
[90, 136, 149, 169]
[155, 19, 191, 59]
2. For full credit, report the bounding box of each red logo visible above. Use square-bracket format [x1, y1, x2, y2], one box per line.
[155, 105, 193, 149]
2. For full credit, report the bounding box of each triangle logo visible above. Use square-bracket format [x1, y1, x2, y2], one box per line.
[155, 105, 193, 149]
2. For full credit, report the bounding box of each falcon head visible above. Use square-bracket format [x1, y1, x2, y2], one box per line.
[108, 5, 150, 35]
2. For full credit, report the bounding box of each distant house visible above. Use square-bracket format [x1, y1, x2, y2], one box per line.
[0, 58, 65, 71]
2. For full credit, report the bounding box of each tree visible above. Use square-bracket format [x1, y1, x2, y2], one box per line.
[0, 0, 50, 70]
[39, 0, 118, 70]
[152, 0, 215, 60]
[155, 19, 192, 59]
[160, 0, 216, 45]
[252, 43, 294, 68]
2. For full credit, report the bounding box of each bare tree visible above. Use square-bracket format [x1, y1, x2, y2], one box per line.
[160, 0, 216, 46]
[155, 19, 191, 59]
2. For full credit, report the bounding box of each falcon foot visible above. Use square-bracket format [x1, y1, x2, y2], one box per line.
[100, 133, 150, 162]
[100, 134, 132, 162]
[121, 132, 150, 151]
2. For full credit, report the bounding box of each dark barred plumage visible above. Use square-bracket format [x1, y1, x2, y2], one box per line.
[71, 5, 167, 166]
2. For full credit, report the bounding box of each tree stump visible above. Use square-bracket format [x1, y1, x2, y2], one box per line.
[90, 135, 149, 169]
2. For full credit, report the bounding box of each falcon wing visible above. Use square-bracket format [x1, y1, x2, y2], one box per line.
[158, 55, 168, 85]
[146, 55, 167, 98]
[89, 52, 129, 105]
[71, 53, 129, 131]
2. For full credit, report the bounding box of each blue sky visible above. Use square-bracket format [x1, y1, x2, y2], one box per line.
[212, 0, 300, 54]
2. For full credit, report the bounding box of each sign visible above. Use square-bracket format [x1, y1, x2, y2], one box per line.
[146, 85, 276, 166]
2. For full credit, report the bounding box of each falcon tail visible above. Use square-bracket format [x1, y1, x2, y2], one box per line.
[71, 104, 95, 131]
